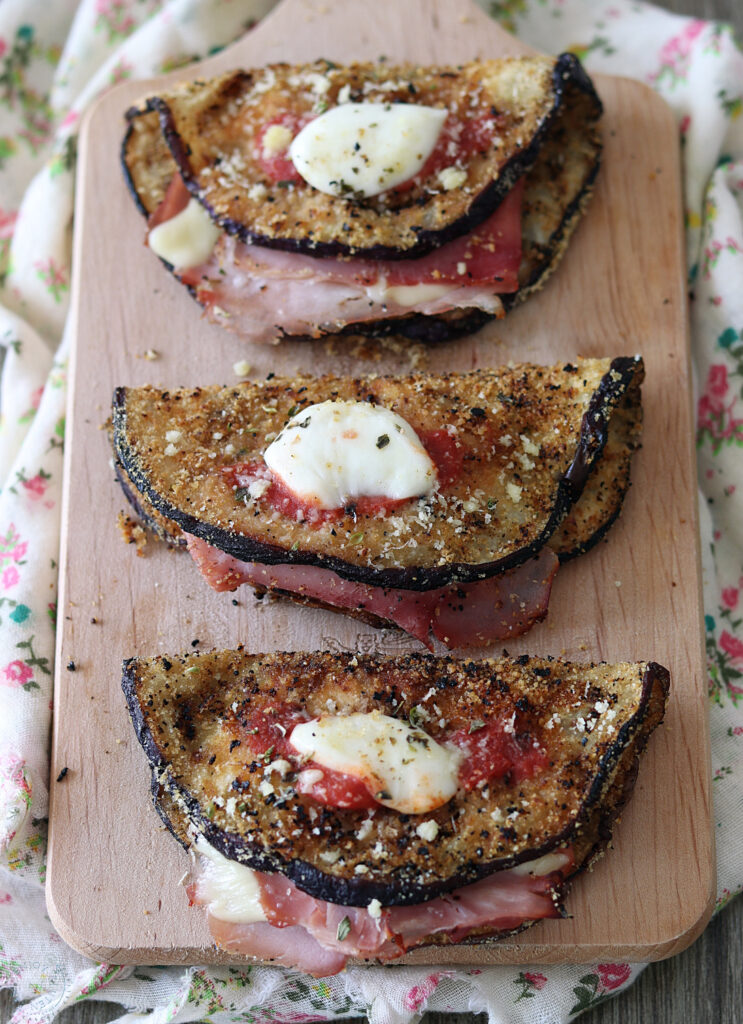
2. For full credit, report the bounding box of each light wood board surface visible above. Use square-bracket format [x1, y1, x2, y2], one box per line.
[47, 0, 713, 969]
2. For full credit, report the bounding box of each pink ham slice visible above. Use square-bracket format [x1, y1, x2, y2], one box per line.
[193, 851, 572, 976]
[153, 174, 523, 344]
[207, 919, 348, 976]
[180, 238, 512, 344]
[185, 535, 559, 649]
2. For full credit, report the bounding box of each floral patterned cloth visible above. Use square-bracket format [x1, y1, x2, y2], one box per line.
[0, 1, 740, 1021]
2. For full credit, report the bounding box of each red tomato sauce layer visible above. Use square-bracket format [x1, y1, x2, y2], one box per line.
[449, 719, 549, 791]
[222, 427, 464, 526]
[254, 113, 313, 183]
[233, 705, 377, 810]
[230, 703, 548, 812]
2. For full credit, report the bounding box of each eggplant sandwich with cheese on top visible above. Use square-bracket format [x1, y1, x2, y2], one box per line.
[112, 356, 643, 649]
[121, 54, 602, 344]
[122, 649, 669, 974]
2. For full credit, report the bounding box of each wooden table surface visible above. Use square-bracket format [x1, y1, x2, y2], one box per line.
[3, 0, 741, 1022]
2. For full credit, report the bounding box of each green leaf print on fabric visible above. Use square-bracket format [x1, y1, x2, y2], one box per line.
[489, 1, 527, 33]
[0, 25, 54, 157]
[513, 969, 547, 1001]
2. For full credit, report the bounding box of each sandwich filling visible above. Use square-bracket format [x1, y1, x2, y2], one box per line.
[189, 839, 573, 976]
[147, 172, 523, 344]
[186, 535, 559, 649]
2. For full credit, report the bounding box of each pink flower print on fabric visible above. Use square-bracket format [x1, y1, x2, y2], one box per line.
[95, 0, 136, 40]
[707, 364, 728, 397]
[658, 20, 706, 68]
[2, 565, 19, 591]
[12, 542, 27, 563]
[523, 971, 547, 990]
[0, 207, 16, 240]
[722, 587, 739, 609]
[0, 753, 32, 849]
[720, 630, 743, 663]
[404, 972, 444, 1012]
[2, 661, 32, 688]
[597, 963, 632, 991]
[650, 20, 707, 88]
[22, 474, 47, 500]
[697, 364, 743, 451]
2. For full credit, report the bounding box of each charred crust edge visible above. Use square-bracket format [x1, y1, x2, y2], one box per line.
[123, 53, 601, 262]
[121, 653, 668, 908]
[112, 357, 642, 591]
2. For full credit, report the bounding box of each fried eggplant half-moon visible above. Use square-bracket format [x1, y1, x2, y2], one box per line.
[112, 357, 642, 648]
[122, 649, 668, 972]
[122, 55, 601, 343]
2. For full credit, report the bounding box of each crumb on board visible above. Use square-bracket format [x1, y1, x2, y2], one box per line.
[117, 511, 148, 555]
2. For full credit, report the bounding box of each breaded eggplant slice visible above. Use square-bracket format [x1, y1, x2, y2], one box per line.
[112, 357, 643, 590]
[122, 649, 669, 908]
[121, 56, 600, 342]
[123, 55, 601, 258]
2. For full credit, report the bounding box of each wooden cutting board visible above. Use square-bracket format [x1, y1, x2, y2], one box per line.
[47, 0, 714, 967]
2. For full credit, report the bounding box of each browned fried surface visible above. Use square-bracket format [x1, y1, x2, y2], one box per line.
[113, 358, 642, 581]
[123, 56, 601, 259]
[123, 650, 669, 905]
[550, 363, 643, 557]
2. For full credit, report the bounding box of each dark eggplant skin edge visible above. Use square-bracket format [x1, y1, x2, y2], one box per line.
[121, 53, 601, 263]
[112, 356, 642, 592]
[121, 656, 669, 908]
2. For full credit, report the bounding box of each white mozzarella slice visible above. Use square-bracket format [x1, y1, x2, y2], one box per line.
[289, 103, 447, 198]
[148, 198, 220, 269]
[263, 400, 436, 510]
[193, 838, 267, 923]
[289, 711, 463, 815]
[509, 851, 572, 876]
[364, 281, 453, 308]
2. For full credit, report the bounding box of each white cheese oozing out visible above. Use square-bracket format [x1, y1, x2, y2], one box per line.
[509, 850, 572, 876]
[263, 400, 436, 510]
[364, 281, 453, 309]
[193, 838, 267, 923]
[289, 103, 447, 199]
[148, 198, 220, 269]
[289, 711, 463, 815]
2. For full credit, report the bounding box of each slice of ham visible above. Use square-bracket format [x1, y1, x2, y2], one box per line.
[207, 918, 348, 976]
[193, 850, 571, 976]
[185, 535, 559, 649]
[153, 175, 522, 344]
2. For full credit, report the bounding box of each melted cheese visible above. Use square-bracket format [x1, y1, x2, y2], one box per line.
[194, 838, 267, 923]
[289, 103, 447, 198]
[289, 711, 462, 814]
[263, 400, 436, 509]
[510, 851, 571, 876]
[364, 281, 452, 308]
[148, 198, 220, 269]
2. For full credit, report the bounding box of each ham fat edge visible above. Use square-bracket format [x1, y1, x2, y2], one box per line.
[120, 55, 602, 344]
[121, 651, 669, 973]
[111, 357, 644, 650]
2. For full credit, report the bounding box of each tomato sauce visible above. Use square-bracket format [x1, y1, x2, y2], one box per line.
[450, 719, 549, 791]
[231, 703, 547, 813]
[396, 111, 498, 190]
[222, 425, 464, 527]
[254, 113, 313, 184]
[232, 704, 378, 811]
